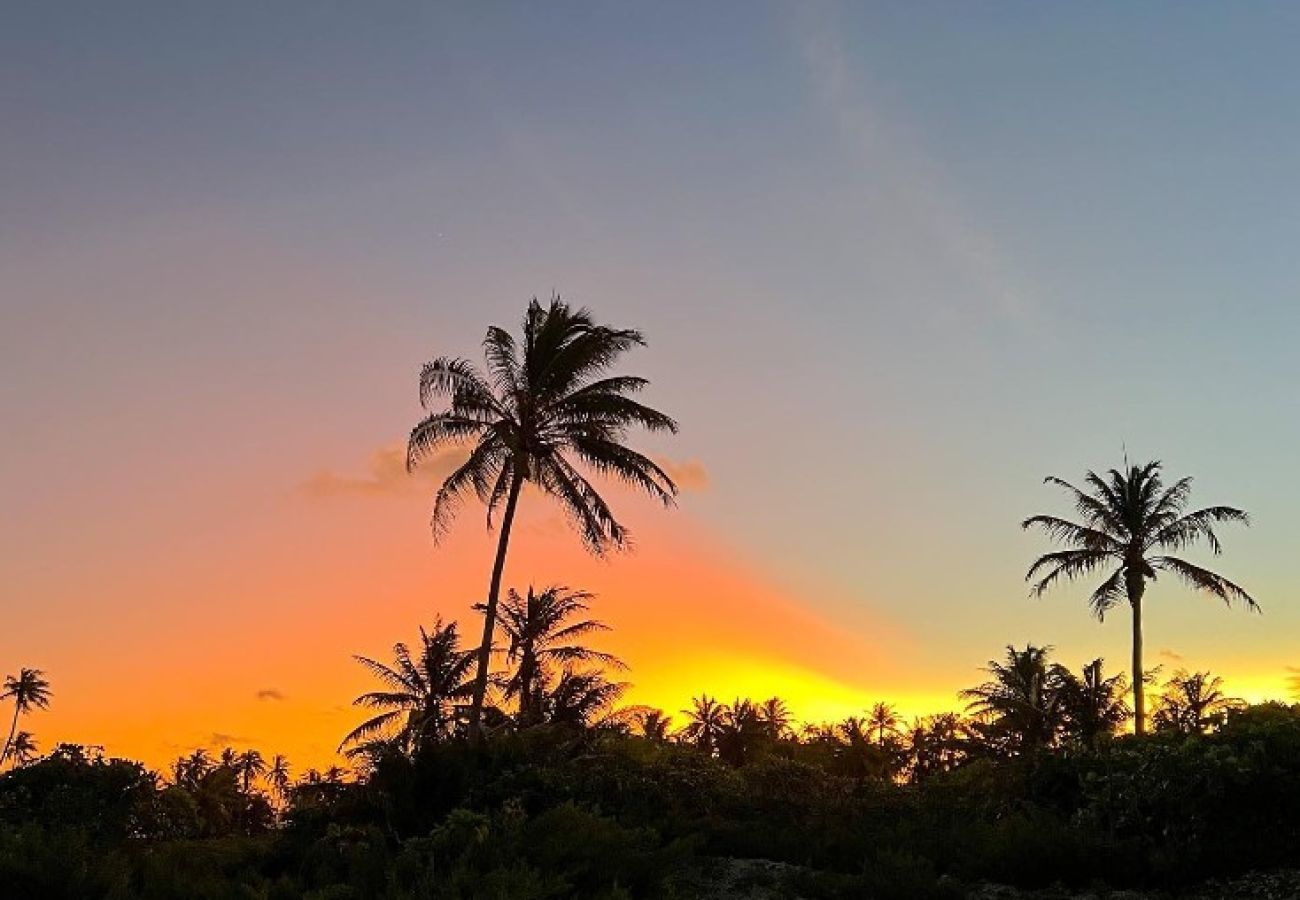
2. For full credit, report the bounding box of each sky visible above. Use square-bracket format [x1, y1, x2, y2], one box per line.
[3, 2, 1300, 771]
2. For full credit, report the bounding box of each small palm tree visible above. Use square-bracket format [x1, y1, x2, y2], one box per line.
[961, 645, 1065, 755]
[635, 708, 673, 742]
[496, 585, 623, 727]
[341, 617, 476, 754]
[407, 297, 679, 737]
[1152, 670, 1241, 735]
[235, 749, 267, 793]
[266, 754, 291, 802]
[1, 668, 51, 764]
[7, 732, 38, 767]
[1056, 658, 1130, 746]
[681, 695, 728, 755]
[219, 747, 238, 769]
[1024, 460, 1255, 734]
[540, 668, 626, 727]
[866, 702, 901, 746]
[756, 697, 794, 740]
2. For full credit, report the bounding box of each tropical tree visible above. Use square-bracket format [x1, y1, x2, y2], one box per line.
[1152, 670, 1241, 735]
[266, 754, 292, 802]
[341, 617, 476, 754]
[539, 668, 626, 727]
[961, 645, 1065, 755]
[866, 701, 901, 745]
[681, 695, 728, 755]
[716, 698, 766, 766]
[903, 713, 966, 782]
[235, 750, 267, 793]
[7, 732, 38, 767]
[1, 668, 51, 764]
[496, 584, 622, 726]
[407, 297, 679, 737]
[756, 697, 794, 740]
[1056, 658, 1130, 745]
[1024, 460, 1254, 734]
[633, 708, 673, 742]
[172, 749, 212, 788]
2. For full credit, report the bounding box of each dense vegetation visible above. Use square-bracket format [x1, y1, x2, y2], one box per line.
[2, 298, 1282, 898]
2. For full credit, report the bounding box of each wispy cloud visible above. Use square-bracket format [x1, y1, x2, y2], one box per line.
[1158, 648, 1185, 664]
[256, 688, 286, 702]
[207, 732, 253, 749]
[653, 456, 709, 492]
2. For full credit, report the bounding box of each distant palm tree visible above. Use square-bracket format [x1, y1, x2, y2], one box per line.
[1056, 658, 1130, 746]
[634, 708, 673, 742]
[235, 749, 267, 793]
[407, 297, 679, 737]
[172, 749, 213, 788]
[322, 766, 347, 785]
[904, 713, 966, 782]
[1, 669, 51, 765]
[7, 732, 38, 767]
[266, 754, 292, 801]
[540, 668, 626, 727]
[866, 702, 901, 745]
[716, 699, 766, 766]
[961, 645, 1064, 754]
[219, 747, 238, 769]
[756, 697, 794, 740]
[1152, 670, 1241, 735]
[496, 585, 623, 726]
[1024, 460, 1254, 734]
[341, 617, 476, 754]
[681, 695, 728, 755]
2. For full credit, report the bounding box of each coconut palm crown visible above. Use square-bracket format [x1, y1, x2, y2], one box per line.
[1023, 459, 1254, 733]
[407, 296, 679, 736]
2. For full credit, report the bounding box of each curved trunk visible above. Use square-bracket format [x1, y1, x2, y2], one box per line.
[1127, 572, 1146, 735]
[1, 704, 19, 767]
[467, 471, 525, 742]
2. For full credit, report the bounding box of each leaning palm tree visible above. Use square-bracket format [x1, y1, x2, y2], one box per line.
[407, 297, 679, 737]
[1, 669, 51, 764]
[341, 617, 476, 754]
[1024, 460, 1254, 734]
[496, 585, 623, 727]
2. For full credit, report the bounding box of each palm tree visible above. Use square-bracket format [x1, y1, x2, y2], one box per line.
[1152, 670, 1241, 735]
[756, 697, 794, 740]
[7, 732, 38, 767]
[1, 669, 51, 764]
[341, 617, 476, 754]
[866, 702, 901, 745]
[219, 747, 238, 769]
[1024, 460, 1255, 734]
[266, 754, 292, 802]
[961, 645, 1065, 755]
[407, 297, 679, 737]
[1056, 658, 1130, 746]
[681, 695, 728, 755]
[235, 749, 267, 793]
[540, 668, 626, 727]
[496, 585, 623, 727]
[634, 708, 673, 742]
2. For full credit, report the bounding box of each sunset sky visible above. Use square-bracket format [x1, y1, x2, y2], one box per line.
[4, 3, 1300, 771]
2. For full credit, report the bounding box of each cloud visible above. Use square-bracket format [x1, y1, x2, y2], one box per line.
[652, 456, 710, 492]
[207, 732, 253, 748]
[298, 443, 461, 499]
[1158, 648, 1185, 664]
[256, 688, 286, 702]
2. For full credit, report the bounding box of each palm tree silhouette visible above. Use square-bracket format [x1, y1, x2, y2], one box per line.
[1, 668, 51, 765]
[1056, 658, 1130, 746]
[539, 668, 627, 727]
[633, 708, 673, 741]
[756, 697, 793, 740]
[681, 695, 727, 755]
[407, 297, 678, 737]
[496, 585, 623, 726]
[961, 645, 1064, 755]
[1024, 460, 1254, 734]
[7, 732, 37, 767]
[235, 749, 267, 793]
[266, 754, 291, 802]
[866, 702, 901, 745]
[1152, 669, 1241, 735]
[341, 617, 476, 754]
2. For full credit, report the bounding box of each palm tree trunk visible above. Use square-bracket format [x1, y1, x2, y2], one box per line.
[467, 471, 524, 742]
[1128, 578, 1146, 736]
[1, 704, 19, 766]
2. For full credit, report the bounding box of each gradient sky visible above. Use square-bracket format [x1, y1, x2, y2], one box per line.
[4, 2, 1299, 770]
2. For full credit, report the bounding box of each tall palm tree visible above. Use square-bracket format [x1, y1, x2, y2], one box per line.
[1056, 658, 1130, 746]
[1, 669, 51, 764]
[1024, 460, 1254, 734]
[266, 754, 292, 802]
[496, 585, 623, 726]
[866, 702, 901, 746]
[681, 695, 728, 755]
[407, 297, 679, 737]
[961, 645, 1065, 755]
[341, 617, 476, 754]
[1152, 670, 1241, 735]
